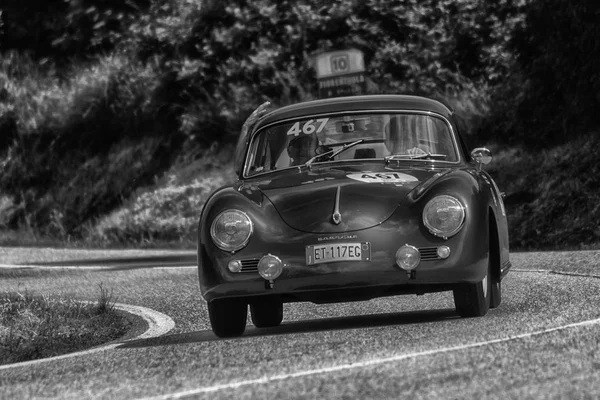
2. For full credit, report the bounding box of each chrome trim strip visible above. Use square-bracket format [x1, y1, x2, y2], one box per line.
[332, 186, 342, 225]
[242, 109, 463, 178]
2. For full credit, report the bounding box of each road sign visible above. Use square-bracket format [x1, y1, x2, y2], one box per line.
[314, 49, 366, 98]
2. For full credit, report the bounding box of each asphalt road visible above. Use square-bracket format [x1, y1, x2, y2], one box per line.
[1, 249, 599, 399]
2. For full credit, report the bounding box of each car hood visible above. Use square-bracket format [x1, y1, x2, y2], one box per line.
[249, 164, 446, 233]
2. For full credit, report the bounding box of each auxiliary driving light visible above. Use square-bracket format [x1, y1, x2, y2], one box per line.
[437, 246, 451, 259]
[395, 245, 421, 271]
[227, 260, 242, 273]
[257, 254, 283, 280]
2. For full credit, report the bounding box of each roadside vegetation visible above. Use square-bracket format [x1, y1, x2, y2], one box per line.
[0, 0, 598, 250]
[488, 133, 600, 250]
[0, 284, 128, 365]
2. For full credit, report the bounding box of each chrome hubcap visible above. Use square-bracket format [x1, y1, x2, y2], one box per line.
[482, 274, 488, 298]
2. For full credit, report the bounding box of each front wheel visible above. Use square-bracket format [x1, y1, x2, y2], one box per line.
[208, 299, 247, 338]
[453, 260, 491, 317]
[250, 300, 283, 328]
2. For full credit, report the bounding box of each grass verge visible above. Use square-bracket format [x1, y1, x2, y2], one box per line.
[0, 284, 129, 365]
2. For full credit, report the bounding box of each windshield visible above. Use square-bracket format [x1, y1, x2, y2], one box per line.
[245, 112, 459, 177]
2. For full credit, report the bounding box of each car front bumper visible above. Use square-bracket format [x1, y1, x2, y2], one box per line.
[198, 186, 495, 303]
[198, 219, 489, 303]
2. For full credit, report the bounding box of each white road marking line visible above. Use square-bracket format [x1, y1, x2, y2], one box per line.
[2, 263, 598, 394]
[513, 268, 600, 279]
[141, 269, 600, 399]
[144, 316, 600, 399]
[0, 264, 196, 269]
[0, 302, 175, 371]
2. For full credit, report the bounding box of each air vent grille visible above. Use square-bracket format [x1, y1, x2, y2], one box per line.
[240, 259, 259, 272]
[419, 247, 440, 261]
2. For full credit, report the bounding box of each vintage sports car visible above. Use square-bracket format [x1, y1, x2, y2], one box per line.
[198, 95, 510, 337]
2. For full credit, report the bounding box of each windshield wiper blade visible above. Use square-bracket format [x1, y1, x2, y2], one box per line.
[385, 152, 447, 165]
[409, 152, 447, 160]
[303, 139, 364, 170]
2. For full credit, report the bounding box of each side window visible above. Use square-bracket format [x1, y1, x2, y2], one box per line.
[247, 135, 267, 174]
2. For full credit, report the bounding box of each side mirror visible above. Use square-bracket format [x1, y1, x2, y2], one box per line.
[471, 147, 492, 169]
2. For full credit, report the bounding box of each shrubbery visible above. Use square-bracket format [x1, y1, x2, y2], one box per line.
[1, 0, 521, 239]
[480, 0, 600, 149]
[0, 0, 598, 249]
[0, 0, 150, 62]
[91, 168, 233, 245]
[0, 54, 183, 235]
[489, 133, 600, 249]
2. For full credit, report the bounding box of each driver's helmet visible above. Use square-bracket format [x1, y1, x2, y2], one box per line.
[287, 134, 318, 165]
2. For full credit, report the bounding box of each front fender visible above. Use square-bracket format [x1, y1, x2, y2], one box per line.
[407, 168, 493, 264]
[198, 184, 291, 296]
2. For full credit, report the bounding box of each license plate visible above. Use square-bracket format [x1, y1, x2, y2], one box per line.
[305, 242, 371, 266]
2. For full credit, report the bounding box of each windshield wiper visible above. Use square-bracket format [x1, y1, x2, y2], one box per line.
[303, 139, 364, 170]
[385, 152, 447, 165]
[409, 152, 447, 160]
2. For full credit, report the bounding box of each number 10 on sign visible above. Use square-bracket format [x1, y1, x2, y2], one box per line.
[331, 55, 349, 73]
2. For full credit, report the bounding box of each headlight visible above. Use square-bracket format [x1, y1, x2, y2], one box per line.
[210, 210, 253, 252]
[422, 195, 465, 239]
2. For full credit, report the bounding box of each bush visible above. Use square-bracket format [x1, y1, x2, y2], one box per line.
[124, 0, 522, 144]
[488, 133, 600, 249]
[0, 54, 185, 236]
[0, 0, 150, 63]
[479, 0, 600, 149]
[90, 166, 234, 245]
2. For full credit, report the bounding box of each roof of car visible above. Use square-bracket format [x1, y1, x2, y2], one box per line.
[255, 95, 454, 129]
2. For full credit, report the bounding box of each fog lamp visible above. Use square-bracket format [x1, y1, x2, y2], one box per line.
[228, 260, 242, 273]
[258, 254, 283, 280]
[437, 246, 451, 259]
[395, 245, 421, 271]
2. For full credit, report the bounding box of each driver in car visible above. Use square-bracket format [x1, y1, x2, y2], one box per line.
[287, 134, 319, 165]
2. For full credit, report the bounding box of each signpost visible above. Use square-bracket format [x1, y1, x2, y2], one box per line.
[314, 49, 366, 98]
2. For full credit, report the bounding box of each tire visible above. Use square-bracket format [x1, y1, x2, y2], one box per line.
[250, 300, 283, 328]
[490, 278, 502, 309]
[208, 299, 247, 338]
[453, 256, 491, 318]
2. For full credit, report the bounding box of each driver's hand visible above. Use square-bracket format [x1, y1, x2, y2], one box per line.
[407, 147, 427, 156]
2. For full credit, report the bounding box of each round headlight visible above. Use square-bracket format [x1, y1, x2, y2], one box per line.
[423, 195, 465, 238]
[210, 210, 253, 252]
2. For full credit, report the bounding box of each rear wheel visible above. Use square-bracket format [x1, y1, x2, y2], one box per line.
[453, 256, 491, 317]
[250, 300, 283, 328]
[490, 278, 502, 309]
[208, 299, 247, 338]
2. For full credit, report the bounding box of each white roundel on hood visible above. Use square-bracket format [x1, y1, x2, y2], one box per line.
[346, 172, 419, 184]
